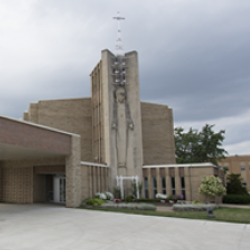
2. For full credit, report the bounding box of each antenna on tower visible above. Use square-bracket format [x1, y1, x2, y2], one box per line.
[113, 11, 125, 56]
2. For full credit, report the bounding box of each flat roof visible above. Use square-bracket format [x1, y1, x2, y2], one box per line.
[143, 163, 218, 168]
[81, 161, 109, 168]
[0, 114, 80, 137]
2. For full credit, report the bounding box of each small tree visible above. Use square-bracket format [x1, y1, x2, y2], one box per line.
[226, 174, 248, 195]
[199, 175, 226, 201]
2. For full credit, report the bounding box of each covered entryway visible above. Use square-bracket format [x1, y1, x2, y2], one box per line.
[0, 115, 81, 207]
[33, 165, 66, 204]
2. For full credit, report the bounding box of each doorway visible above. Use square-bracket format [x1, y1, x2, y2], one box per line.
[45, 175, 66, 204]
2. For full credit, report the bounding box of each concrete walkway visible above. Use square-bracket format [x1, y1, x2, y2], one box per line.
[0, 204, 249, 250]
[219, 204, 250, 209]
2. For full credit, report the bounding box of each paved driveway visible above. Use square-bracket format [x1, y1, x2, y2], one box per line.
[0, 204, 249, 250]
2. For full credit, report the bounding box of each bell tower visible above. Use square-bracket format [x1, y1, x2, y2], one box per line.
[90, 13, 143, 196]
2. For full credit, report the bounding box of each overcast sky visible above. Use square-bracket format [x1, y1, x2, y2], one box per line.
[1, 0, 250, 156]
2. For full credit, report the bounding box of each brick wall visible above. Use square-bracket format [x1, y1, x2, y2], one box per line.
[80, 164, 109, 200]
[0, 157, 65, 203]
[141, 102, 176, 165]
[1, 167, 33, 203]
[143, 165, 223, 202]
[0, 117, 71, 155]
[23, 98, 92, 161]
[33, 173, 45, 202]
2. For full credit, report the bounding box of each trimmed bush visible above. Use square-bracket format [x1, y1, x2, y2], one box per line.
[192, 200, 203, 204]
[85, 198, 105, 206]
[123, 195, 134, 202]
[223, 194, 250, 204]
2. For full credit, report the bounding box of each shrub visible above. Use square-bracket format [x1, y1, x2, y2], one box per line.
[174, 194, 184, 200]
[105, 192, 114, 200]
[95, 192, 106, 200]
[226, 174, 248, 195]
[85, 198, 105, 206]
[223, 194, 250, 204]
[156, 193, 168, 199]
[95, 192, 114, 200]
[199, 175, 226, 199]
[114, 187, 121, 199]
[192, 200, 202, 204]
[123, 195, 134, 202]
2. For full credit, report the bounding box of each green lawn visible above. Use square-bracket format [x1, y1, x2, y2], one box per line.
[79, 207, 250, 224]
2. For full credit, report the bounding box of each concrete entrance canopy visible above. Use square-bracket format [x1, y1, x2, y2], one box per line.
[0, 115, 72, 160]
[0, 115, 82, 208]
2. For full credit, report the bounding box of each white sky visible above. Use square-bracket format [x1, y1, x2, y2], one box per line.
[1, 0, 250, 156]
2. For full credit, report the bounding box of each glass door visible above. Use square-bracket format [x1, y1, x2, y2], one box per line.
[53, 175, 66, 204]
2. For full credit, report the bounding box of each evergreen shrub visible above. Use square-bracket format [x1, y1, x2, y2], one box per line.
[223, 194, 250, 204]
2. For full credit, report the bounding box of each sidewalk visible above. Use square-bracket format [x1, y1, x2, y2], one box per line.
[219, 204, 250, 209]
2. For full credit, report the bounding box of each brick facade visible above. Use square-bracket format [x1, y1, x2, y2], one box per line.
[23, 98, 92, 161]
[0, 117, 71, 155]
[141, 102, 176, 165]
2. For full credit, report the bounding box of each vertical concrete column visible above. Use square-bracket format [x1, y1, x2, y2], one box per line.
[148, 169, 153, 199]
[175, 168, 181, 196]
[184, 167, 191, 201]
[97, 167, 100, 192]
[99, 167, 103, 192]
[66, 135, 81, 208]
[88, 166, 92, 198]
[166, 169, 171, 196]
[92, 166, 97, 197]
[156, 168, 161, 194]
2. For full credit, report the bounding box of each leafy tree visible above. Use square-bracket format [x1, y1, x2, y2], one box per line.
[199, 176, 226, 200]
[174, 124, 227, 165]
[226, 174, 248, 195]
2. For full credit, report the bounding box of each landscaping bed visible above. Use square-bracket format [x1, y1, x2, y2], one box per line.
[173, 203, 219, 212]
[81, 200, 156, 211]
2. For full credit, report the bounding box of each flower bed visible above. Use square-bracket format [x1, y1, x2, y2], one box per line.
[101, 202, 156, 211]
[173, 203, 219, 212]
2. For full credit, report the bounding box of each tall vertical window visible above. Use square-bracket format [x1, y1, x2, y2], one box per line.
[241, 165, 245, 171]
[152, 177, 157, 198]
[162, 177, 166, 194]
[171, 177, 175, 195]
[180, 177, 186, 200]
[144, 177, 149, 198]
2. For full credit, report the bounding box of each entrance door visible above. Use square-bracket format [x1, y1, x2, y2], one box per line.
[53, 175, 66, 203]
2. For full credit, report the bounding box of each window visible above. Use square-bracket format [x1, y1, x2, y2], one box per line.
[180, 177, 186, 200]
[152, 177, 157, 198]
[171, 177, 176, 195]
[241, 165, 245, 171]
[144, 177, 149, 199]
[242, 181, 247, 187]
[162, 177, 166, 194]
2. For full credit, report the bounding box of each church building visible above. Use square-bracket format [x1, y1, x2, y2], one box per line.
[0, 16, 224, 207]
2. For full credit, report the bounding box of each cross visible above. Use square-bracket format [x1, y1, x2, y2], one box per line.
[113, 12, 125, 56]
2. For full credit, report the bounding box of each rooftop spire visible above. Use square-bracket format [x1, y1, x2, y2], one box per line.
[113, 11, 125, 56]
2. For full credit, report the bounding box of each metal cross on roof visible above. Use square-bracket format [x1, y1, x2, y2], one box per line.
[113, 11, 125, 56]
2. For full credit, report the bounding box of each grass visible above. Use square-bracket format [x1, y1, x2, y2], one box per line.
[78, 206, 250, 224]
